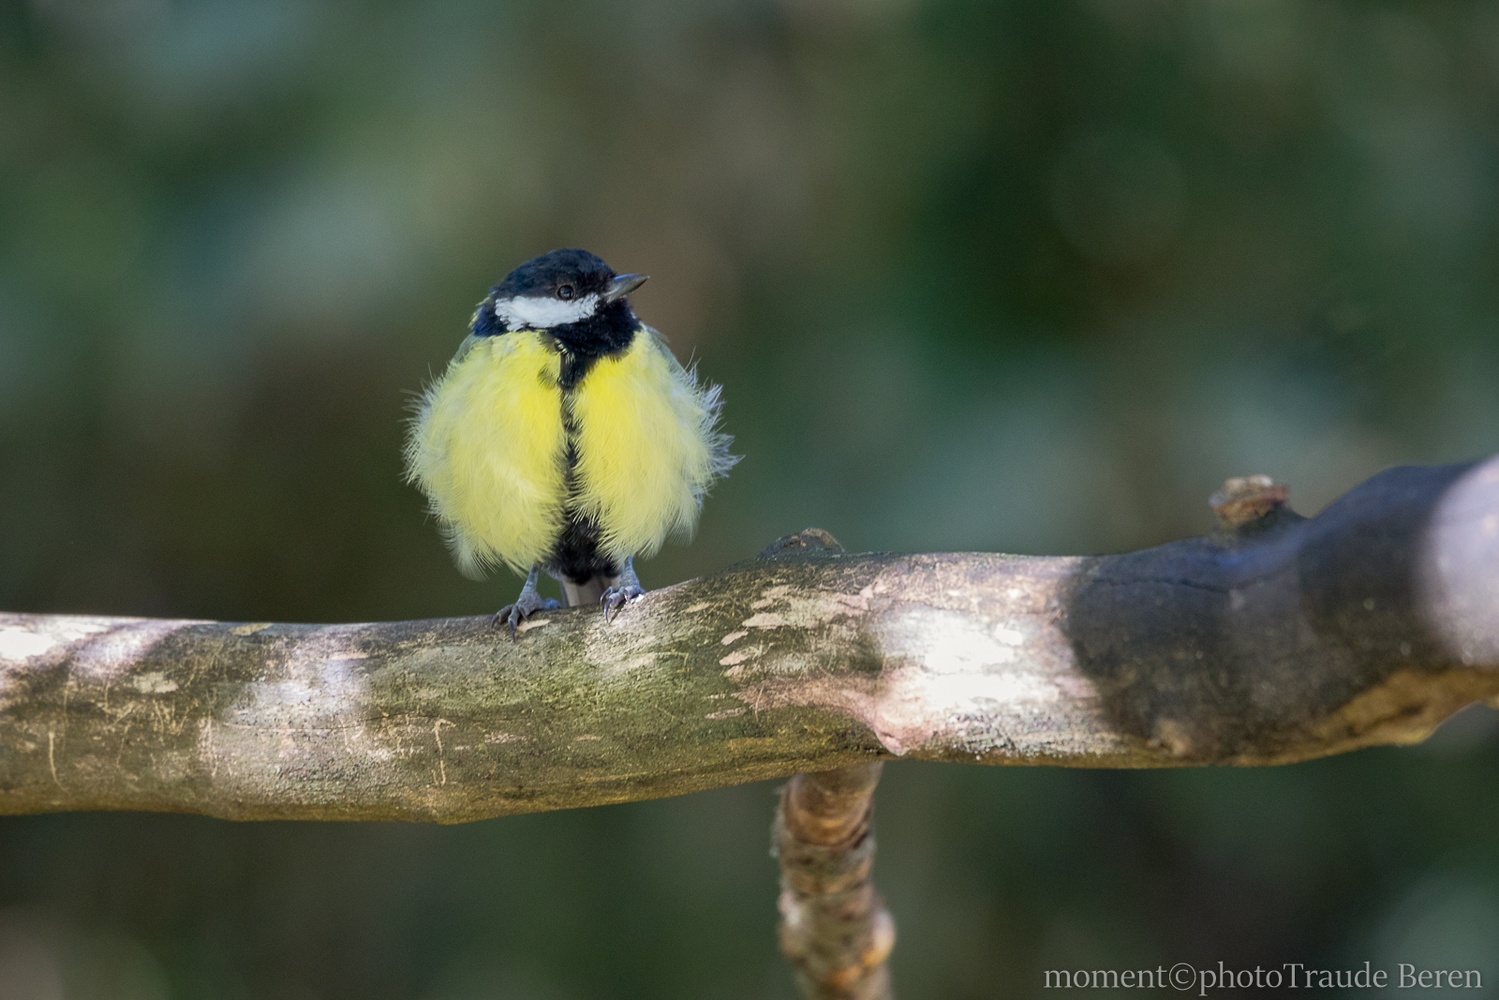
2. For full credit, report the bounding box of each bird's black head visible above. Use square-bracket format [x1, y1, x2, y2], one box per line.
[472, 248, 648, 357]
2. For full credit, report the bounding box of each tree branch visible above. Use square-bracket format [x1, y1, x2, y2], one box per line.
[775, 762, 894, 1000]
[0, 455, 1495, 822]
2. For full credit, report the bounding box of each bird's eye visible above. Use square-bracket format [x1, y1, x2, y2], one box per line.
[557, 285, 575, 300]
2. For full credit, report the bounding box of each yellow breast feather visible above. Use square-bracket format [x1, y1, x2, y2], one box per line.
[569, 328, 734, 562]
[405, 332, 567, 578]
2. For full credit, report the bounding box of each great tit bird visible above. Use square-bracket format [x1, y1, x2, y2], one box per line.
[405, 248, 736, 632]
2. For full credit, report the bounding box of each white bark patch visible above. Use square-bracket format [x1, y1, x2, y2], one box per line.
[47, 728, 59, 786]
[37, 618, 202, 689]
[1418, 456, 1499, 664]
[870, 607, 1106, 757]
[0, 628, 55, 660]
[433, 718, 453, 786]
[720, 648, 757, 668]
[199, 718, 220, 779]
[0, 615, 122, 660]
[229, 623, 272, 636]
[993, 625, 1025, 646]
[899, 612, 1021, 672]
[721, 630, 748, 645]
[214, 626, 399, 795]
[742, 585, 870, 631]
[132, 672, 179, 694]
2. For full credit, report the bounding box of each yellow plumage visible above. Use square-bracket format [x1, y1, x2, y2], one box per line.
[405, 325, 730, 581]
[570, 328, 724, 562]
[404, 331, 567, 578]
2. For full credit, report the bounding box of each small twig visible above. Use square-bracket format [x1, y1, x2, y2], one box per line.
[775, 763, 894, 1000]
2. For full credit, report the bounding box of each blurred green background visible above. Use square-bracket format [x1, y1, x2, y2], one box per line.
[3, 1, 1499, 997]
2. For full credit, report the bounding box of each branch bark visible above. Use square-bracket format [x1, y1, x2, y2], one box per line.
[775, 762, 894, 1000]
[0, 455, 1495, 822]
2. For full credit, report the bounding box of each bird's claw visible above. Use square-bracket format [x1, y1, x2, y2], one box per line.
[600, 584, 644, 621]
[492, 595, 560, 638]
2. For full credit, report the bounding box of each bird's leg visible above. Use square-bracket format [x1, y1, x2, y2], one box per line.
[600, 556, 645, 620]
[493, 565, 560, 637]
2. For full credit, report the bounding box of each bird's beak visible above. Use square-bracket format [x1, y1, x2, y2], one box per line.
[604, 273, 649, 303]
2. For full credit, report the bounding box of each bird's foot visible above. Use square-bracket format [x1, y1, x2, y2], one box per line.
[600, 583, 644, 621]
[492, 593, 560, 638]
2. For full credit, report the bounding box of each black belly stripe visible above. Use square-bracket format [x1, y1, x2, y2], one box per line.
[550, 510, 618, 585]
[547, 346, 618, 584]
[558, 350, 600, 390]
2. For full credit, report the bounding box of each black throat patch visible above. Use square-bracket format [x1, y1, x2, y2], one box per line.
[552, 301, 639, 389]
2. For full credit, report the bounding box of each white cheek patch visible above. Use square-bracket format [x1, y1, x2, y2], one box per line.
[494, 293, 599, 331]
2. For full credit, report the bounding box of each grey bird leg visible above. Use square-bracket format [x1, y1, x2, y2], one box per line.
[600, 556, 645, 620]
[493, 565, 560, 638]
